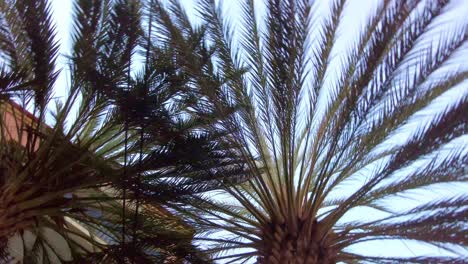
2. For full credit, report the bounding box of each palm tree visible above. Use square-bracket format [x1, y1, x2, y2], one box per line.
[0, 0, 243, 262]
[152, 0, 468, 262]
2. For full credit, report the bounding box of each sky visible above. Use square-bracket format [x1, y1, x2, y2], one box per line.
[48, 0, 467, 262]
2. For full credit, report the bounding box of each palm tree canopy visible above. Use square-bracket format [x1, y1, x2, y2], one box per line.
[149, 0, 467, 262]
[0, 0, 244, 262]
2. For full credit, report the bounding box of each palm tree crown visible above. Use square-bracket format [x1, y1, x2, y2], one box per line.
[151, 0, 467, 262]
[0, 0, 241, 262]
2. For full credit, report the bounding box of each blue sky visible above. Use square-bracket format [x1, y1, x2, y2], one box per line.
[49, 0, 468, 262]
